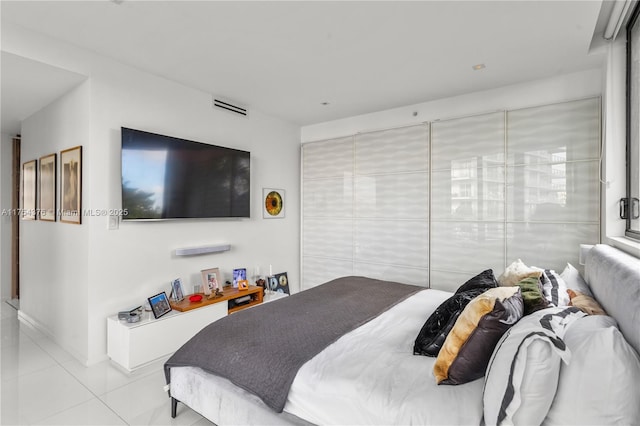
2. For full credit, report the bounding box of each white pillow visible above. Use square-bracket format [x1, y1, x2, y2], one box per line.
[544, 315, 640, 425]
[559, 262, 592, 297]
[498, 259, 542, 286]
[535, 268, 570, 307]
[483, 307, 586, 426]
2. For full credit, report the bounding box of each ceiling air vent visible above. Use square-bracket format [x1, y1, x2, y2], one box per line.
[212, 97, 248, 118]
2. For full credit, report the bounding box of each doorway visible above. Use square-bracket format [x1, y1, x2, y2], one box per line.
[9, 136, 20, 307]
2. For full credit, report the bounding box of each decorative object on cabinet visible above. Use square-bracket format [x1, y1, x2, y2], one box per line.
[263, 188, 285, 218]
[201, 267, 221, 295]
[272, 272, 290, 294]
[238, 279, 249, 290]
[22, 159, 37, 220]
[148, 291, 172, 319]
[60, 145, 82, 224]
[171, 278, 185, 302]
[38, 153, 56, 221]
[233, 268, 247, 288]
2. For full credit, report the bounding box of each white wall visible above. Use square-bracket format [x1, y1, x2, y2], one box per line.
[1, 133, 13, 301]
[20, 83, 91, 361]
[302, 69, 603, 143]
[9, 24, 301, 365]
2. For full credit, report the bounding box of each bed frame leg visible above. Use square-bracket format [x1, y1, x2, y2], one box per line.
[171, 397, 178, 418]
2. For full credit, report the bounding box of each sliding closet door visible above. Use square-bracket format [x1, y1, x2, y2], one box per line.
[430, 112, 506, 291]
[353, 125, 430, 285]
[302, 124, 429, 290]
[506, 98, 600, 270]
[302, 136, 355, 290]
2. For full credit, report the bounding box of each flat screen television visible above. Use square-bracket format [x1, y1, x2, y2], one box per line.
[121, 127, 250, 220]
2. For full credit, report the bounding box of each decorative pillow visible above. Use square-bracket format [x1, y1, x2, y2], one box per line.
[413, 269, 498, 357]
[483, 307, 586, 426]
[559, 262, 592, 296]
[544, 316, 640, 425]
[515, 276, 549, 315]
[433, 286, 523, 385]
[498, 259, 542, 287]
[536, 268, 570, 307]
[567, 289, 607, 315]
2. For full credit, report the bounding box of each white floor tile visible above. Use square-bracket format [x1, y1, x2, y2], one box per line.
[62, 357, 152, 396]
[1, 336, 58, 382]
[34, 398, 127, 425]
[1, 364, 95, 424]
[101, 369, 175, 424]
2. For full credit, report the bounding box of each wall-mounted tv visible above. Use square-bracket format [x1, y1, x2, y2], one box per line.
[121, 127, 250, 220]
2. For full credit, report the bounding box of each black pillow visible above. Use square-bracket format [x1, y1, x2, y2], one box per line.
[413, 269, 498, 357]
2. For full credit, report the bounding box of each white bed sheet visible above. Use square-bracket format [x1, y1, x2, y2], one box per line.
[284, 288, 484, 425]
[170, 288, 485, 425]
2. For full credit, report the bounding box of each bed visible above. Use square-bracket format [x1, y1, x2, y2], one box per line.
[164, 244, 640, 425]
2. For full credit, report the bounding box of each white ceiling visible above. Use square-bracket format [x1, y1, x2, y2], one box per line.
[1, 1, 610, 136]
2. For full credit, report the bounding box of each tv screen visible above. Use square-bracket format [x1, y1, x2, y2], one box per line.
[121, 127, 250, 220]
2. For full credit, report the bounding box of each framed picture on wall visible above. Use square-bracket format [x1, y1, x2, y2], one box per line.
[22, 159, 37, 221]
[60, 146, 82, 224]
[200, 268, 221, 296]
[263, 188, 285, 218]
[39, 153, 56, 221]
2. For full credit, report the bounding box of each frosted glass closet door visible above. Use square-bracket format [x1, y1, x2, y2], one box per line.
[506, 98, 600, 271]
[354, 125, 429, 286]
[430, 112, 505, 292]
[302, 137, 354, 290]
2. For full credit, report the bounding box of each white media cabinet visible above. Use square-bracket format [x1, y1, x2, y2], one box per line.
[107, 301, 227, 372]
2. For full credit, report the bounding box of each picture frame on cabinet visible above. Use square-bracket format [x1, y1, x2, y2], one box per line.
[170, 278, 185, 302]
[148, 292, 172, 319]
[39, 153, 56, 221]
[200, 268, 220, 296]
[238, 279, 249, 290]
[22, 159, 37, 220]
[233, 268, 247, 288]
[274, 272, 290, 294]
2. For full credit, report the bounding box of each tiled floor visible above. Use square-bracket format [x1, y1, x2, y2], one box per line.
[0, 301, 214, 425]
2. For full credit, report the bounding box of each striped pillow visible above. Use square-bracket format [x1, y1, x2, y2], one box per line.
[536, 268, 570, 307]
[483, 307, 586, 426]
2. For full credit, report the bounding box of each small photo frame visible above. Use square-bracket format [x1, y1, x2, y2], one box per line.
[60, 146, 82, 224]
[263, 188, 285, 219]
[273, 272, 290, 294]
[148, 291, 172, 319]
[39, 153, 56, 221]
[238, 279, 249, 290]
[171, 278, 185, 302]
[22, 159, 37, 221]
[201, 268, 221, 296]
[233, 268, 247, 289]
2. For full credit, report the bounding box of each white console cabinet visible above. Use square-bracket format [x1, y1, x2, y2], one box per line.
[107, 302, 227, 372]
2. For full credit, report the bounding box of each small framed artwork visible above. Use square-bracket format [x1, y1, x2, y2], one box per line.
[263, 188, 285, 219]
[148, 291, 172, 319]
[201, 267, 220, 296]
[39, 153, 56, 221]
[233, 268, 247, 288]
[238, 279, 249, 290]
[170, 278, 185, 302]
[274, 272, 290, 294]
[22, 160, 37, 221]
[60, 145, 82, 224]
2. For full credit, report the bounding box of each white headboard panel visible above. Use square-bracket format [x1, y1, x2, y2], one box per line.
[585, 244, 640, 355]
